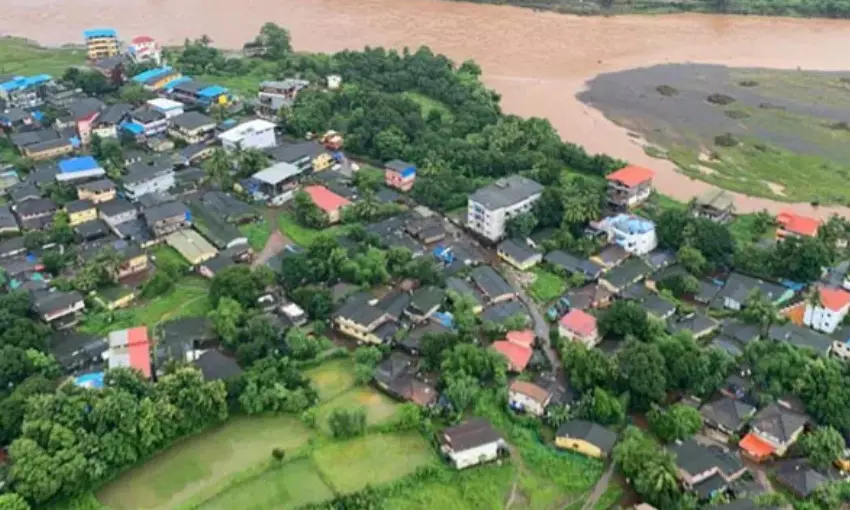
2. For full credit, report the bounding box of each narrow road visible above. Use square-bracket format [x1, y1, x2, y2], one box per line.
[251, 209, 292, 268]
[580, 462, 616, 510]
[504, 268, 560, 373]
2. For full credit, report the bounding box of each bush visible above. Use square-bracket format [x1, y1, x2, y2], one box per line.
[656, 85, 678, 97]
[707, 93, 736, 105]
[272, 448, 285, 461]
[328, 407, 367, 439]
[714, 133, 739, 147]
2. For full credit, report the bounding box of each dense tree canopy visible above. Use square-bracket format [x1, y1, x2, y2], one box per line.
[238, 357, 317, 414]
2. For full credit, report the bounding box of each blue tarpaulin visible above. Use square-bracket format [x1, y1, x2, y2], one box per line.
[75, 372, 105, 389]
[58, 156, 99, 174]
[131, 66, 172, 84]
[198, 85, 228, 98]
[83, 28, 116, 39]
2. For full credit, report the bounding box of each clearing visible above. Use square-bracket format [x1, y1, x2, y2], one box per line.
[238, 221, 272, 251]
[304, 358, 358, 401]
[314, 386, 400, 432]
[278, 212, 356, 247]
[402, 91, 452, 119]
[0, 37, 85, 76]
[529, 269, 566, 303]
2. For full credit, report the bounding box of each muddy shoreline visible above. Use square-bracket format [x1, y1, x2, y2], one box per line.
[3, 1, 850, 216]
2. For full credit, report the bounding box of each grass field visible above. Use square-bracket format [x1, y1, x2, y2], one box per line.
[529, 269, 566, 303]
[305, 358, 357, 401]
[402, 91, 452, 119]
[315, 386, 400, 432]
[238, 221, 272, 251]
[0, 37, 85, 76]
[278, 212, 356, 247]
[96, 415, 312, 510]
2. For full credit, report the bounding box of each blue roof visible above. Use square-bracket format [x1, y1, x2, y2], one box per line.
[83, 28, 117, 39]
[401, 167, 416, 178]
[607, 213, 655, 235]
[198, 85, 228, 98]
[121, 122, 145, 135]
[0, 74, 52, 92]
[74, 372, 105, 389]
[162, 76, 192, 91]
[131, 66, 172, 84]
[58, 156, 100, 174]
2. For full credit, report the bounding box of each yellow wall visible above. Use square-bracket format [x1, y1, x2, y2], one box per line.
[24, 144, 73, 161]
[313, 154, 334, 172]
[554, 437, 604, 459]
[78, 188, 116, 204]
[68, 208, 97, 226]
[118, 254, 149, 277]
[497, 251, 538, 271]
[148, 72, 182, 90]
[335, 317, 382, 344]
[96, 292, 136, 310]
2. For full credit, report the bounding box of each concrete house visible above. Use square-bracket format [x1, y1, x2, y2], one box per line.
[605, 165, 654, 208]
[98, 198, 138, 228]
[165, 229, 217, 265]
[404, 286, 445, 323]
[670, 440, 747, 501]
[776, 210, 820, 241]
[56, 156, 106, 183]
[14, 198, 57, 230]
[21, 138, 74, 161]
[91, 103, 131, 139]
[127, 106, 168, 137]
[219, 119, 277, 152]
[65, 199, 97, 226]
[146, 98, 184, 119]
[544, 250, 604, 281]
[168, 111, 216, 144]
[77, 178, 116, 204]
[739, 402, 808, 462]
[124, 160, 175, 201]
[692, 189, 735, 223]
[467, 176, 543, 243]
[497, 238, 542, 270]
[33, 290, 85, 327]
[509, 380, 551, 416]
[715, 272, 791, 311]
[0, 206, 21, 234]
[143, 201, 190, 238]
[440, 418, 505, 469]
[700, 397, 756, 442]
[385, 159, 416, 192]
[303, 185, 350, 224]
[334, 297, 395, 345]
[267, 140, 334, 173]
[555, 420, 618, 459]
[559, 308, 600, 347]
[66, 96, 105, 144]
[470, 265, 516, 304]
[593, 214, 658, 256]
[803, 285, 850, 334]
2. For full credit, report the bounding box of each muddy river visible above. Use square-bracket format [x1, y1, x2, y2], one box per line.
[4, 0, 850, 216]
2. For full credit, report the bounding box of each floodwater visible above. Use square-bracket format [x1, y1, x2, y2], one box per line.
[4, 0, 850, 216]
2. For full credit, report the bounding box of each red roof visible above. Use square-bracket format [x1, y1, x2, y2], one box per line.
[819, 286, 850, 312]
[132, 35, 155, 44]
[126, 326, 151, 378]
[506, 329, 535, 348]
[559, 309, 597, 338]
[605, 165, 655, 187]
[492, 341, 533, 372]
[777, 210, 819, 237]
[739, 432, 775, 459]
[303, 185, 351, 213]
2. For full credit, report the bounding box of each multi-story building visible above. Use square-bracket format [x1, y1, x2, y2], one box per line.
[593, 213, 658, 256]
[83, 28, 119, 60]
[22, 138, 74, 161]
[170, 80, 230, 107]
[255, 79, 309, 117]
[127, 36, 162, 65]
[146, 98, 185, 119]
[57, 156, 106, 183]
[219, 119, 277, 152]
[65, 199, 97, 226]
[33, 290, 85, 328]
[384, 159, 416, 192]
[168, 111, 216, 144]
[123, 160, 175, 201]
[66, 97, 106, 145]
[126, 107, 168, 138]
[467, 175, 543, 242]
[143, 201, 190, 238]
[605, 165, 655, 208]
[803, 285, 850, 334]
[91, 103, 131, 139]
[333, 299, 395, 345]
[739, 402, 807, 462]
[0, 74, 53, 108]
[77, 179, 116, 204]
[131, 67, 183, 92]
[558, 308, 600, 348]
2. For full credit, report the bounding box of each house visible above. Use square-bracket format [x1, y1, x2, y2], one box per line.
[700, 397, 757, 442]
[713, 320, 761, 357]
[127, 106, 168, 137]
[247, 162, 306, 205]
[559, 309, 600, 347]
[22, 138, 74, 161]
[91, 103, 131, 138]
[171, 81, 230, 107]
[124, 160, 175, 201]
[266, 140, 334, 173]
[66, 97, 106, 144]
[49, 331, 107, 375]
[164, 229, 217, 265]
[405, 215, 447, 245]
[193, 349, 244, 382]
[692, 189, 735, 223]
[555, 420, 618, 459]
[482, 300, 527, 325]
[670, 440, 747, 500]
[168, 111, 216, 144]
[65, 199, 97, 226]
[146, 98, 184, 119]
[373, 352, 438, 406]
[94, 286, 136, 310]
[773, 460, 830, 499]
[56, 156, 105, 183]
[98, 198, 138, 228]
[83, 28, 119, 60]
[0, 108, 33, 129]
[112, 240, 149, 280]
[334, 298, 395, 345]
[803, 285, 850, 334]
[606, 165, 654, 208]
[600, 258, 652, 293]
[405, 286, 445, 323]
[32, 290, 85, 327]
[714, 272, 792, 311]
[544, 250, 603, 281]
[592, 244, 630, 269]
[385, 159, 416, 191]
[497, 238, 542, 270]
[77, 178, 116, 204]
[255, 79, 309, 116]
[768, 323, 833, 356]
[303, 185, 351, 224]
[492, 336, 533, 372]
[0, 206, 21, 234]
[640, 294, 676, 320]
[776, 210, 820, 241]
[91, 55, 126, 83]
[467, 176, 544, 242]
[592, 214, 658, 256]
[187, 201, 249, 250]
[107, 326, 152, 378]
[219, 119, 277, 152]
[509, 380, 551, 416]
[739, 402, 808, 462]
[0, 169, 21, 195]
[144, 201, 190, 237]
[439, 418, 505, 469]
[0, 74, 53, 109]
[127, 35, 162, 65]
[14, 198, 57, 230]
[470, 265, 516, 304]
[667, 313, 720, 339]
[565, 284, 613, 311]
[446, 277, 486, 314]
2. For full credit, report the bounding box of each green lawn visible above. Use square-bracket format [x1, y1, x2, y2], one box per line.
[383, 463, 515, 510]
[195, 62, 276, 98]
[150, 245, 190, 273]
[305, 358, 357, 402]
[96, 415, 312, 510]
[0, 37, 85, 76]
[238, 221, 272, 251]
[278, 212, 355, 247]
[402, 91, 452, 119]
[529, 269, 567, 303]
[314, 386, 400, 433]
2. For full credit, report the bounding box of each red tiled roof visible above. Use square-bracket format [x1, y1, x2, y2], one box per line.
[605, 165, 655, 187]
[126, 326, 151, 378]
[559, 309, 597, 338]
[506, 329, 535, 348]
[132, 35, 155, 44]
[303, 185, 351, 213]
[492, 341, 532, 372]
[819, 286, 850, 312]
[739, 432, 775, 458]
[777, 210, 819, 237]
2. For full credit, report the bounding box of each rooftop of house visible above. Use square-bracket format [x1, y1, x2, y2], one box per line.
[77, 178, 115, 192]
[481, 300, 527, 324]
[219, 119, 276, 142]
[65, 199, 95, 214]
[641, 294, 676, 319]
[385, 159, 415, 173]
[498, 238, 539, 263]
[597, 213, 655, 235]
[777, 210, 820, 237]
[491, 340, 532, 371]
[594, 244, 630, 267]
[131, 106, 166, 124]
[506, 329, 535, 348]
[74, 219, 111, 240]
[10, 129, 58, 148]
[98, 198, 137, 218]
[252, 162, 303, 186]
[773, 460, 831, 498]
[171, 111, 215, 131]
[767, 323, 833, 354]
[336, 296, 387, 327]
[469, 175, 543, 210]
[193, 349, 244, 381]
[143, 200, 187, 223]
[602, 257, 652, 290]
[96, 103, 132, 126]
[700, 397, 756, 432]
[715, 272, 789, 305]
[751, 402, 808, 443]
[15, 197, 56, 216]
[695, 188, 735, 210]
[605, 165, 655, 187]
[58, 156, 101, 175]
[446, 276, 485, 306]
[667, 312, 719, 336]
[408, 286, 445, 314]
[670, 439, 744, 478]
[66, 97, 105, 120]
[0, 206, 20, 229]
[559, 308, 597, 337]
[509, 380, 550, 404]
[32, 289, 83, 315]
[556, 420, 618, 454]
[816, 285, 850, 311]
[566, 283, 612, 310]
[440, 418, 502, 451]
[374, 352, 415, 387]
[266, 140, 327, 164]
[303, 185, 350, 212]
[470, 265, 514, 298]
[49, 330, 106, 371]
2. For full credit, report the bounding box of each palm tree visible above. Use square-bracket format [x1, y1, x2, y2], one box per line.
[238, 149, 270, 178]
[205, 149, 233, 189]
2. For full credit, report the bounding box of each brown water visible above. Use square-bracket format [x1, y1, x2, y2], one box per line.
[4, 0, 850, 216]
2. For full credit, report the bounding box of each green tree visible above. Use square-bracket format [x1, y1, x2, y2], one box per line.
[284, 328, 321, 360]
[676, 245, 707, 275]
[617, 339, 668, 411]
[559, 342, 616, 393]
[647, 404, 703, 443]
[576, 387, 625, 426]
[353, 346, 383, 384]
[118, 83, 156, 104]
[238, 357, 317, 414]
[444, 374, 481, 414]
[505, 211, 537, 239]
[238, 148, 270, 178]
[800, 426, 845, 470]
[209, 297, 244, 345]
[258, 22, 293, 59]
[740, 290, 778, 336]
[328, 408, 367, 439]
[210, 265, 272, 308]
[441, 343, 507, 386]
[0, 493, 30, 510]
[598, 300, 651, 341]
[204, 149, 233, 189]
[293, 190, 329, 229]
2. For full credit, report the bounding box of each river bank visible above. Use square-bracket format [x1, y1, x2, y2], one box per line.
[3, 0, 850, 216]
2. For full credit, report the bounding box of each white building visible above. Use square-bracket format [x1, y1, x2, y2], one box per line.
[327, 75, 342, 90]
[508, 380, 551, 417]
[440, 419, 505, 469]
[128, 107, 168, 137]
[123, 161, 175, 201]
[467, 176, 543, 243]
[218, 119, 277, 152]
[593, 213, 657, 256]
[146, 98, 185, 119]
[127, 36, 162, 65]
[804, 286, 850, 334]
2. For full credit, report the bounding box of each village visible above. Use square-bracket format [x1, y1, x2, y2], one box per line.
[1, 24, 850, 510]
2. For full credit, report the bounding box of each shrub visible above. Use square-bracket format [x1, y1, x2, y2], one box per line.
[656, 85, 678, 97]
[272, 448, 285, 461]
[714, 133, 739, 147]
[707, 93, 736, 105]
[328, 407, 367, 439]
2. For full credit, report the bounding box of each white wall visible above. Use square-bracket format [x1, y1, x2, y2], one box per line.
[509, 391, 545, 416]
[125, 172, 175, 200]
[448, 441, 501, 469]
[804, 304, 848, 334]
[467, 193, 541, 242]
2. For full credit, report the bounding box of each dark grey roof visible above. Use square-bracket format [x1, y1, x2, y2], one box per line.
[66, 97, 105, 119]
[621, 281, 651, 300]
[131, 106, 166, 124]
[49, 331, 107, 372]
[399, 321, 450, 352]
[198, 191, 257, 222]
[375, 290, 411, 320]
[692, 472, 730, 500]
[716, 272, 787, 304]
[143, 201, 187, 223]
[774, 460, 830, 498]
[0, 206, 20, 230]
[720, 320, 761, 344]
[65, 199, 94, 213]
[266, 140, 327, 164]
[695, 279, 722, 303]
[175, 167, 207, 184]
[645, 249, 677, 270]
[481, 300, 526, 324]
[15, 198, 56, 216]
[74, 219, 111, 240]
[1, 108, 29, 123]
[171, 111, 215, 130]
[446, 277, 485, 307]
[642, 294, 676, 319]
[0, 235, 26, 257]
[77, 178, 115, 192]
[602, 257, 652, 290]
[33, 290, 84, 315]
[468, 175, 543, 210]
[441, 418, 502, 451]
[470, 265, 514, 299]
[160, 316, 217, 345]
[96, 103, 131, 125]
[25, 137, 71, 153]
[408, 286, 445, 315]
[556, 420, 618, 454]
[92, 55, 125, 70]
[174, 80, 211, 94]
[752, 403, 808, 443]
[712, 337, 744, 357]
[595, 244, 629, 266]
[701, 397, 756, 432]
[8, 183, 41, 203]
[10, 129, 58, 148]
[336, 297, 387, 326]
[385, 159, 413, 172]
[566, 284, 612, 311]
[98, 198, 137, 218]
[192, 349, 243, 381]
[375, 188, 401, 204]
[667, 312, 719, 336]
[374, 352, 414, 387]
[373, 321, 399, 341]
[498, 238, 539, 264]
[125, 160, 173, 185]
[670, 439, 744, 478]
[767, 323, 832, 354]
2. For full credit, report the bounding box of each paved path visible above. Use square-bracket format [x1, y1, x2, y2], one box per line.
[580, 462, 616, 510]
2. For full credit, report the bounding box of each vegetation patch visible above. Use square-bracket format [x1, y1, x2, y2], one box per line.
[278, 212, 355, 247]
[738, 80, 759, 87]
[655, 84, 678, 97]
[724, 109, 750, 120]
[238, 221, 272, 251]
[305, 358, 358, 402]
[714, 133, 739, 147]
[529, 269, 567, 303]
[402, 91, 452, 119]
[314, 387, 400, 432]
[707, 93, 736, 105]
[0, 37, 85, 76]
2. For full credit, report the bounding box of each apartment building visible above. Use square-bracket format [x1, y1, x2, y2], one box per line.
[605, 165, 655, 208]
[83, 28, 119, 60]
[467, 175, 544, 242]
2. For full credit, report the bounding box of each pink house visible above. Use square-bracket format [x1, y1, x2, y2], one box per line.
[385, 159, 416, 192]
[558, 309, 600, 347]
